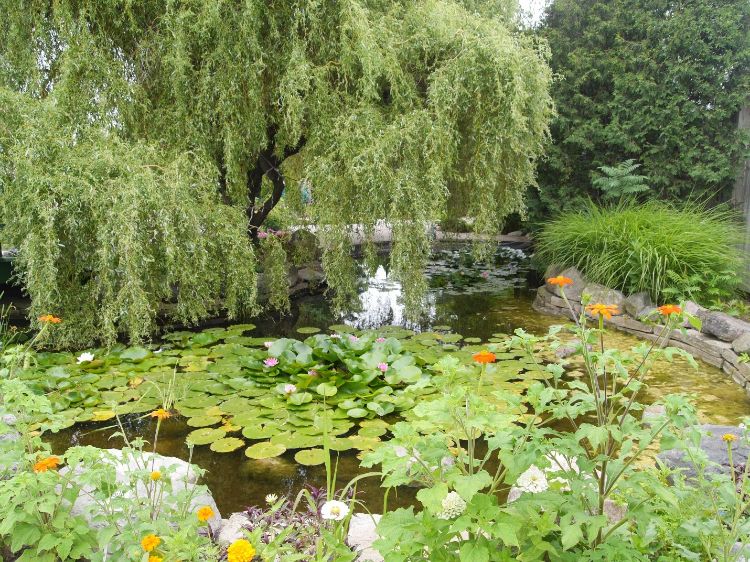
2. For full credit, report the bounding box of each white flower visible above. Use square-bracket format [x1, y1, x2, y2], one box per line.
[545, 451, 579, 474]
[740, 423, 746, 431]
[516, 464, 549, 494]
[77, 352, 94, 364]
[320, 500, 350, 521]
[437, 491, 467, 520]
[393, 446, 408, 458]
[283, 384, 297, 394]
[264, 341, 274, 348]
[265, 493, 279, 504]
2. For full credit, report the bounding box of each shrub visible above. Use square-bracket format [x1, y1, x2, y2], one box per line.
[537, 200, 745, 303]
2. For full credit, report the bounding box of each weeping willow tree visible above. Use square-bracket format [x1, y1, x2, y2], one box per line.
[0, 0, 553, 346]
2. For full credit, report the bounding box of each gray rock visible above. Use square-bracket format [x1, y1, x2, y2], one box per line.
[682, 301, 707, 328]
[581, 284, 625, 312]
[701, 312, 750, 342]
[624, 292, 654, 319]
[733, 332, 750, 354]
[348, 514, 383, 562]
[65, 449, 221, 534]
[545, 267, 585, 301]
[542, 263, 564, 281]
[659, 425, 749, 480]
[217, 512, 251, 547]
[297, 266, 325, 284]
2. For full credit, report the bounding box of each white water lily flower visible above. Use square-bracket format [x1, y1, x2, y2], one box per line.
[320, 500, 349, 521]
[437, 491, 467, 520]
[516, 464, 549, 494]
[283, 384, 297, 394]
[77, 352, 94, 364]
[545, 451, 579, 474]
[265, 493, 279, 504]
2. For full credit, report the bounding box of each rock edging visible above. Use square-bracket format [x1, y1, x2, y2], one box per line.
[533, 266, 750, 394]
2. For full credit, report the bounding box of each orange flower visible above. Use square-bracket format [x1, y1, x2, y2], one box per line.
[141, 534, 161, 552]
[472, 350, 497, 364]
[547, 276, 573, 287]
[150, 471, 161, 481]
[657, 304, 682, 316]
[38, 314, 62, 324]
[723, 433, 737, 443]
[585, 303, 619, 320]
[148, 557, 163, 562]
[197, 505, 214, 522]
[227, 539, 256, 562]
[33, 456, 60, 473]
[149, 409, 171, 421]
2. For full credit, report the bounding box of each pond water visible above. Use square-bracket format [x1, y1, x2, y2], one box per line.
[45, 245, 750, 516]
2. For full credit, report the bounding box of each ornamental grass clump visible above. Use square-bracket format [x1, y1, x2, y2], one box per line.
[538, 200, 745, 304]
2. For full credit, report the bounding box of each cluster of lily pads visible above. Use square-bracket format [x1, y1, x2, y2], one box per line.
[24, 323, 549, 466]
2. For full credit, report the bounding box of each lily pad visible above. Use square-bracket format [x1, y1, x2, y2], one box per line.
[294, 448, 327, 466]
[186, 415, 222, 428]
[245, 442, 287, 459]
[210, 437, 245, 453]
[296, 326, 321, 334]
[315, 383, 338, 397]
[186, 427, 226, 446]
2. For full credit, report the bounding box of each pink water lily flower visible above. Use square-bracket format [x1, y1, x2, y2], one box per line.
[283, 383, 297, 394]
[308, 369, 318, 377]
[264, 341, 274, 348]
[378, 362, 388, 372]
[376, 337, 386, 343]
[257, 230, 269, 239]
[349, 335, 359, 342]
[264, 357, 279, 367]
[481, 271, 489, 279]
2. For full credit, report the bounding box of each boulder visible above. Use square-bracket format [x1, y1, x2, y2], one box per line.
[545, 267, 585, 301]
[348, 514, 383, 562]
[624, 292, 654, 319]
[542, 263, 564, 281]
[217, 512, 251, 547]
[658, 425, 749, 480]
[65, 449, 221, 535]
[297, 266, 325, 284]
[682, 301, 707, 328]
[701, 312, 750, 342]
[581, 284, 625, 312]
[733, 332, 750, 354]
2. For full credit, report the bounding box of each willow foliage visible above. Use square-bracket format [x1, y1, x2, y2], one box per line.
[0, 1, 553, 344]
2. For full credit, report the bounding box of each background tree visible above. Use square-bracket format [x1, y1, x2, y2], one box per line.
[530, 0, 750, 220]
[0, 1, 553, 345]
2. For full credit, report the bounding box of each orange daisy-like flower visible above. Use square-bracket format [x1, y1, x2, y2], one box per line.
[33, 456, 61, 473]
[657, 304, 682, 316]
[148, 557, 163, 562]
[547, 276, 573, 287]
[722, 433, 737, 443]
[141, 534, 161, 552]
[149, 409, 171, 421]
[585, 303, 620, 320]
[227, 539, 256, 562]
[150, 471, 161, 481]
[38, 314, 62, 324]
[472, 350, 497, 364]
[197, 505, 214, 522]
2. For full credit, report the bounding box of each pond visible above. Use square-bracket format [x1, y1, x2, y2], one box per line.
[43, 244, 750, 516]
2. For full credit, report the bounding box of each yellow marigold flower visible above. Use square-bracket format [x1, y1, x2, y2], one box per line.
[150, 471, 161, 481]
[141, 534, 161, 552]
[472, 350, 496, 364]
[585, 303, 620, 320]
[148, 557, 163, 562]
[657, 304, 682, 316]
[149, 409, 171, 421]
[197, 505, 214, 522]
[227, 539, 256, 562]
[38, 314, 62, 324]
[33, 456, 60, 473]
[723, 433, 737, 443]
[547, 275, 573, 287]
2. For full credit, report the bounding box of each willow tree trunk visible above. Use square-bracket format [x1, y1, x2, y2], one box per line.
[731, 105, 750, 290]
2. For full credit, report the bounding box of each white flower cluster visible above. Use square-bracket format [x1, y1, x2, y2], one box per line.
[437, 491, 467, 520]
[320, 500, 350, 521]
[515, 452, 580, 495]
